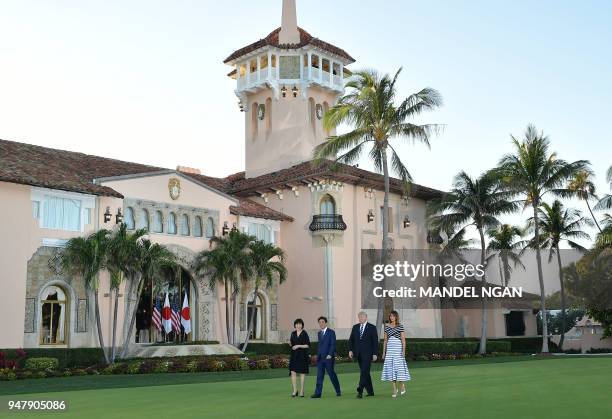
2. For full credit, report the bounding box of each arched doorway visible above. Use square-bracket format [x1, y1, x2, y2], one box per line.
[135, 266, 196, 343]
[40, 285, 68, 345]
[246, 292, 266, 341]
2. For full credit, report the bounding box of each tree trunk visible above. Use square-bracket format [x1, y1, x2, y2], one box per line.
[94, 290, 110, 365]
[120, 275, 144, 359]
[110, 287, 120, 363]
[224, 280, 231, 345]
[556, 246, 566, 351]
[533, 204, 550, 353]
[242, 286, 259, 352]
[232, 281, 238, 347]
[376, 146, 391, 335]
[478, 227, 488, 355]
[586, 200, 602, 233]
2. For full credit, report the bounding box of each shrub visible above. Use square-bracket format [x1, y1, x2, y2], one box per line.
[270, 356, 289, 369]
[112, 363, 129, 374]
[153, 361, 170, 373]
[138, 360, 157, 374]
[127, 361, 143, 374]
[24, 357, 59, 371]
[185, 360, 199, 373]
[485, 341, 511, 353]
[226, 357, 249, 371]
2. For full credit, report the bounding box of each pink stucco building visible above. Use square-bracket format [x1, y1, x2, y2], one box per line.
[0, 0, 536, 351]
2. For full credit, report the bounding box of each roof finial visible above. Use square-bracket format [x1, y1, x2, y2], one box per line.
[279, 0, 300, 44]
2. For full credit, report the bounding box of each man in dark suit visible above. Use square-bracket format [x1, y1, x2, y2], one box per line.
[311, 316, 341, 398]
[348, 311, 378, 398]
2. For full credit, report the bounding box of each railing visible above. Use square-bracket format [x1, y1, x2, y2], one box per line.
[309, 214, 347, 231]
[236, 66, 344, 91]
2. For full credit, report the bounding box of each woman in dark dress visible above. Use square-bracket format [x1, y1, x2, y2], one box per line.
[289, 318, 310, 397]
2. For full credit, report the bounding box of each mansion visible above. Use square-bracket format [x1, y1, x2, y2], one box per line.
[0, 0, 536, 351]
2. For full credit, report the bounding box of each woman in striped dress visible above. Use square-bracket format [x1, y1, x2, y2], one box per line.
[381, 310, 410, 397]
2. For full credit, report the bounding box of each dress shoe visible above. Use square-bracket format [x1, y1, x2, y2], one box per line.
[310, 394, 321, 399]
[366, 393, 375, 397]
[336, 393, 342, 397]
[356, 393, 363, 399]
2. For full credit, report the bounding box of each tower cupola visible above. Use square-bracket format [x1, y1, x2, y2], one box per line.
[224, 0, 355, 178]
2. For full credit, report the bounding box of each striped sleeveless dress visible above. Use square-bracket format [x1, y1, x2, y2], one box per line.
[381, 324, 411, 382]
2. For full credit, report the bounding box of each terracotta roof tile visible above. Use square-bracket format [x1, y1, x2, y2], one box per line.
[0, 139, 162, 197]
[226, 160, 444, 201]
[224, 27, 355, 64]
[230, 198, 294, 221]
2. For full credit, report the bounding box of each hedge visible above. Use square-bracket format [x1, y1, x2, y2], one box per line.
[24, 357, 59, 371]
[246, 339, 511, 357]
[0, 348, 105, 369]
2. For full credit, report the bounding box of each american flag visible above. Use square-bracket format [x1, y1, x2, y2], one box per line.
[171, 297, 181, 333]
[152, 297, 162, 331]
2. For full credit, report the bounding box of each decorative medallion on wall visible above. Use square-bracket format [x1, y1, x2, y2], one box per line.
[315, 103, 323, 120]
[257, 103, 265, 120]
[47, 249, 64, 275]
[168, 178, 181, 200]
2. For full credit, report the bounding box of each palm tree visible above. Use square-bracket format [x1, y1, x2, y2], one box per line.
[567, 170, 601, 232]
[526, 200, 591, 349]
[119, 239, 176, 359]
[61, 230, 111, 364]
[193, 230, 254, 346]
[486, 224, 525, 287]
[242, 240, 287, 352]
[428, 171, 517, 353]
[595, 214, 612, 250]
[105, 224, 146, 363]
[496, 124, 590, 352]
[594, 165, 612, 212]
[314, 68, 442, 331]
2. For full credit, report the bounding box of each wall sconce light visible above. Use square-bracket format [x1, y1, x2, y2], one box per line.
[427, 230, 444, 245]
[367, 209, 375, 223]
[291, 85, 298, 97]
[231, 223, 238, 232]
[403, 216, 411, 228]
[104, 207, 112, 223]
[222, 221, 230, 235]
[281, 85, 287, 98]
[115, 208, 124, 224]
[238, 100, 244, 112]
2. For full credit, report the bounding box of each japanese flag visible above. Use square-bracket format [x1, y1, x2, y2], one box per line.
[181, 293, 191, 335]
[162, 293, 173, 334]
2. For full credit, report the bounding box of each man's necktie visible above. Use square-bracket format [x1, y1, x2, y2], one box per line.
[360, 324, 364, 338]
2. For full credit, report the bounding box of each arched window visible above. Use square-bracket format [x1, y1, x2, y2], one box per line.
[322, 101, 330, 135]
[251, 102, 259, 141]
[319, 194, 336, 215]
[383, 296, 394, 324]
[125, 207, 135, 230]
[193, 216, 203, 237]
[265, 97, 272, 138]
[167, 212, 177, 235]
[247, 293, 265, 341]
[152, 211, 163, 233]
[309, 97, 316, 133]
[180, 214, 190, 236]
[137, 208, 149, 231]
[40, 285, 67, 345]
[205, 217, 215, 238]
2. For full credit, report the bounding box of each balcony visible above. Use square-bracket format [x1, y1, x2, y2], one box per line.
[309, 214, 347, 232]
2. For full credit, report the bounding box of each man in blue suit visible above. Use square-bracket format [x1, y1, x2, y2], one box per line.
[311, 316, 341, 398]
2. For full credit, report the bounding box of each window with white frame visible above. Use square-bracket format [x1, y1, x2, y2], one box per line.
[136, 208, 149, 231]
[125, 207, 135, 230]
[168, 212, 177, 234]
[31, 189, 94, 232]
[247, 222, 272, 244]
[205, 217, 214, 238]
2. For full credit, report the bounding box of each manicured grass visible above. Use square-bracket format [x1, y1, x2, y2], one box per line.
[0, 357, 610, 419]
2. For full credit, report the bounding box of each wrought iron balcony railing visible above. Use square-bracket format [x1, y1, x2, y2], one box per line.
[309, 214, 347, 232]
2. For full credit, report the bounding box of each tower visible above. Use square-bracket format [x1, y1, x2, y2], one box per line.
[224, 0, 355, 178]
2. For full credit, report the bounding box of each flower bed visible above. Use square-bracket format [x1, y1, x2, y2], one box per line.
[0, 350, 523, 381]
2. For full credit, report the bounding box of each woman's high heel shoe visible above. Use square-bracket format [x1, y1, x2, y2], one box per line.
[400, 387, 406, 395]
[291, 391, 298, 397]
[392, 389, 398, 398]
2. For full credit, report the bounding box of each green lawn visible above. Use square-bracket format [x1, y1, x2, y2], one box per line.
[0, 357, 610, 419]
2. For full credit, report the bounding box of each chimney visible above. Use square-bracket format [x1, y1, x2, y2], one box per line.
[176, 165, 201, 175]
[278, 0, 300, 44]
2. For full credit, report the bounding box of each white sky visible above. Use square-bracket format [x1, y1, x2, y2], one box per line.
[1, 0, 610, 246]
